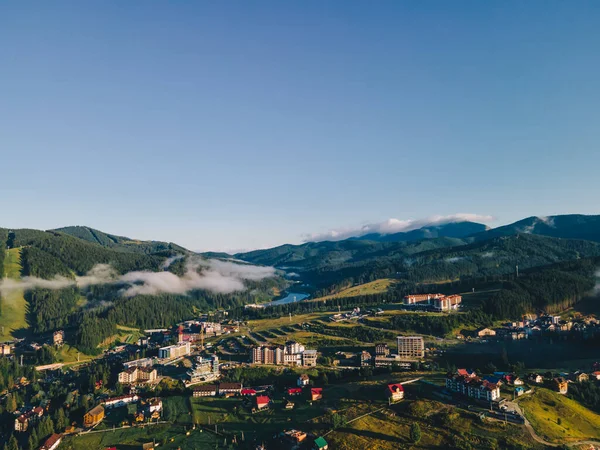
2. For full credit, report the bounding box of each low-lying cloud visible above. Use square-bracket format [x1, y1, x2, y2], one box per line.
[304, 213, 494, 242]
[160, 255, 185, 270]
[0, 257, 276, 297]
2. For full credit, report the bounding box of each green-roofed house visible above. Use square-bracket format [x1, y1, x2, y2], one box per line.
[314, 436, 328, 450]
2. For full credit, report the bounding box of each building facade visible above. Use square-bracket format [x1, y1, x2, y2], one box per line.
[446, 371, 500, 402]
[188, 355, 219, 384]
[403, 293, 462, 311]
[396, 336, 425, 360]
[251, 341, 316, 367]
[83, 405, 105, 428]
[158, 342, 191, 359]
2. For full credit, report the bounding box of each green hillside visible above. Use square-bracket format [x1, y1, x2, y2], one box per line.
[53, 225, 189, 254]
[472, 214, 600, 243]
[0, 248, 28, 340]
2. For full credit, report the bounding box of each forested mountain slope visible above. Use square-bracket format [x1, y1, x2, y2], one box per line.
[53, 225, 188, 254]
[302, 233, 600, 295]
[471, 214, 600, 243]
[0, 227, 285, 353]
[353, 221, 487, 242]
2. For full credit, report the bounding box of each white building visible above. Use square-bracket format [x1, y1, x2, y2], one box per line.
[187, 355, 220, 384]
[103, 394, 139, 409]
[158, 342, 191, 359]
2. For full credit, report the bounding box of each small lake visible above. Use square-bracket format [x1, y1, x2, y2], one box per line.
[267, 292, 309, 307]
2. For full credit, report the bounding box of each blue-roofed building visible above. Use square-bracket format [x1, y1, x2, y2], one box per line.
[483, 376, 502, 386]
[515, 386, 525, 396]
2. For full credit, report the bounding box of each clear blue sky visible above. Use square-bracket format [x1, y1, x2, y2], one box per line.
[1, 2, 599, 251]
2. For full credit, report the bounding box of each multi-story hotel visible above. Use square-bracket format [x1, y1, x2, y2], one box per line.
[187, 355, 220, 384]
[158, 341, 191, 359]
[403, 293, 462, 311]
[251, 341, 316, 367]
[446, 370, 501, 402]
[118, 366, 158, 384]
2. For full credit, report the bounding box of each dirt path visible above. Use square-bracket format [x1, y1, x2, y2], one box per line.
[507, 400, 600, 448]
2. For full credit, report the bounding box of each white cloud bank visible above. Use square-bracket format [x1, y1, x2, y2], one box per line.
[303, 213, 495, 242]
[0, 257, 276, 297]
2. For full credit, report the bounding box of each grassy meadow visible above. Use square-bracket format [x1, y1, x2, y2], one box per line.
[0, 248, 28, 340]
[517, 388, 600, 443]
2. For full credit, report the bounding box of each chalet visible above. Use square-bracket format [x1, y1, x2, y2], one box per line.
[284, 399, 295, 409]
[502, 374, 523, 386]
[571, 372, 589, 383]
[283, 429, 307, 445]
[475, 328, 496, 338]
[386, 383, 404, 402]
[83, 405, 105, 428]
[311, 388, 323, 401]
[103, 394, 139, 409]
[554, 377, 568, 395]
[528, 373, 543, 384]
[241, 389, 257, 396]
[515, 386, 525, 397]
[297, 374, 310, 386]
[314, 437, 329, 450]
[147, 398, 162, 413]
[219, 382, 243, 396]
[287, 388, 302, 396]
[40, 433, 62, 450]
[255, 395, 270, 410]
[193, 385, 217, 397]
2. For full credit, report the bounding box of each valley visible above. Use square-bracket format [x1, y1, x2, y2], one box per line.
[0, 215, 600, 450]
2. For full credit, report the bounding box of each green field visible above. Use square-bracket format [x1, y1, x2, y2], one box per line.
[62, 423, 220, 450]
[0, 248, 28, 340]
[327, 395, 542, 450]
[99, 324, 144, 348]
[312, 278, 397, 302]
[518, 388, 600, 443]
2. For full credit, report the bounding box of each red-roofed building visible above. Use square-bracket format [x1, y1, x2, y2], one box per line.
[40, 433, 62, 450]
[456, 369, 476, 378]
[15, 407, 45, 432]
[446, 373, 500, 401]
[311, 388, 323, 401]
[256, 395, 270, 410]
[241, 389, 257, 396]
[287, 387, 302, 396]
[386, 383, 404, 402]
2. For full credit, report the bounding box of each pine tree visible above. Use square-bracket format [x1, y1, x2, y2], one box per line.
[7, 435, 19, 450]
[54, 408, 67, 431]
[410, 423, 421, 443]
[30, 428, 38, 448]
